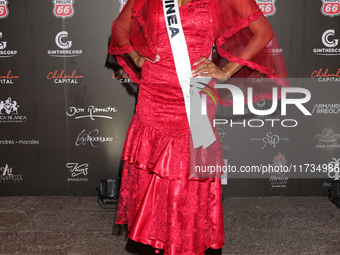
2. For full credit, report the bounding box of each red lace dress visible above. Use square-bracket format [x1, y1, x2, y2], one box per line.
[109, 0, 288, 254]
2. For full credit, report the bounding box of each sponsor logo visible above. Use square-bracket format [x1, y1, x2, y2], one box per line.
[311, 68, 340, 82]
[321, 0, 340, 17]
[327, 158, 340, 180]
[314, 128, 340, 150]
[66, 105, 117, 120]
[52, 0, 75, 19]
[47, 70, 84, 84]
[0, 164, 23, 183]
[0, 32, 17, 58]
[75, 129, 114, 147]
[312, 104, 340, 114]
[216, 128, 230, 149]
[0, 97, 27, 123]
[269, 152, 289, 188]
[119, 0, 128, 12]
[0, 70, 19, 85]
[313, 29, 340, 56]
[255, 0, 276, 17]
[250, 132, 289, 149]
[0, 0, 9, 19]
[266, 39, 283, 55]
[66, 163, 88, 182]
[48, 31, 82, 57]
[112, 70, 131, 84]
[0, 139, 39, 145]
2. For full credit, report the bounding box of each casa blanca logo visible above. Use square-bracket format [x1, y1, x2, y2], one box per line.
[0, 97, 19, 114]
[47, 31, 82, 57]
[52, 0, 75, 19]
[0, 97, 27, 123]
[0, 0, 9, 19]
[255, 0, 276, 17]
[0, 164, 23, 183]
[313, 29, 340, 56]
[321, 0, 340, 17]
[208, 85, 311, 128]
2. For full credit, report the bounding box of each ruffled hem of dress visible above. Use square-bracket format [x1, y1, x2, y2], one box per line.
[122, 115, 223, 181]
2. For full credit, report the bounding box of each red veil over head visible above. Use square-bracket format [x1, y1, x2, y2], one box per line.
[109, 0, 289, 103]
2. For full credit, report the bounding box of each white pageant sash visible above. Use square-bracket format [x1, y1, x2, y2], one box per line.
[162, 0, 215, 148]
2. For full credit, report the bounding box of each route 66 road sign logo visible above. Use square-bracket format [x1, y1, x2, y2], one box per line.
[0, 0, 9, 19]
[321, 0, 340, 17]
[256, 0, 277, 17]
[52, 0, 75, 19]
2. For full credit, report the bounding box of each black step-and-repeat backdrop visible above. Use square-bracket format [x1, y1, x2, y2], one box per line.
[0, 0, 339, 196]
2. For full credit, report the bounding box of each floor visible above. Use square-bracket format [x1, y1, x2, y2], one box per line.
[0, 196, 340, 255]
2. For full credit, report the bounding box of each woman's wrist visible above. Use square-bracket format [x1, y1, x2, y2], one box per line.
[222, 67, 230, 80]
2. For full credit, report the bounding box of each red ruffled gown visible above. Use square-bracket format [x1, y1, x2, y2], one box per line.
[114, 1, 225, 254]
[109, 0, 288, 254]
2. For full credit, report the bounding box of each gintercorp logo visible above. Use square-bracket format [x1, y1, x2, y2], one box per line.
[314, 29, 340, 56]
[48, 31, 82, 57]
[0, 164, 23, 183]
[52, 0, 75, 19]
[55, 31, 72, 49]
[75, 129, 114, 147]
[0, 70, 19, 85]
[250, 132, 289, 149]
[66, 105, 117, 120]
[47, 70, 84, 84]
[0, 32, 17, 58]
[314, 128, 340, 149]
[323, 29, 339, 47]
[0, 0, 9, 19]
[66, 163, 88, 182]
[321, 0, 340, 17]
[0, 97, 27, 123]
[311, 68, 340, 82]
[255, 0, 276, 17]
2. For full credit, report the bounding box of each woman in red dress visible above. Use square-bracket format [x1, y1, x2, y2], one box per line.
[109, 0, 288, 254]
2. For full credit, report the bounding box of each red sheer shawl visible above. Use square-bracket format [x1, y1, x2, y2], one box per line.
[108, 0, 289, 102]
